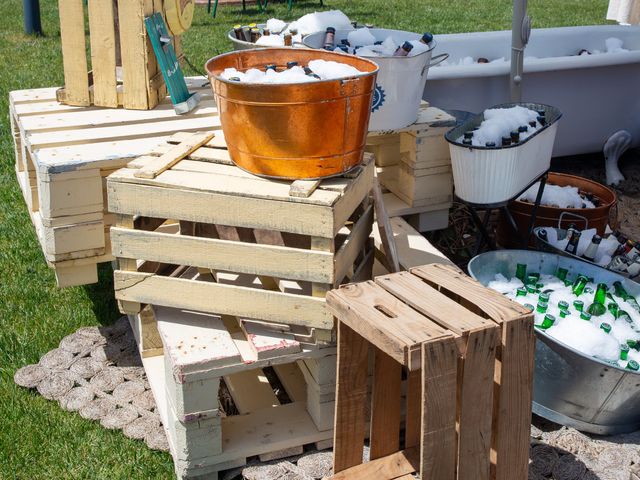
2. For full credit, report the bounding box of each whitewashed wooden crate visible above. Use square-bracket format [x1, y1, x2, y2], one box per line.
[138, 306, 336, 479]
[9, 77, 218, 287]
[108, 133, 375, 341]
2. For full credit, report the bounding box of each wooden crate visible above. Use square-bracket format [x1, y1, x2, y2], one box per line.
[367, 106, 456, 232]
[137, 305, 336, 479]
[108, 133, 375, 340]
[326, 264, 535, 480]
[57, 0, 180, 110]
[9, 78, 218, 287]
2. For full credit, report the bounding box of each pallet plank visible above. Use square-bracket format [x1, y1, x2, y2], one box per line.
[87, 0, 118, 107]
[369, 348, 401, 460]
[224, 369, 279, 413]
[332, 448, 419, 480]
[117, 0, 150, 109]
[58, 0, 90, 106]
[134, 132, 216, 179]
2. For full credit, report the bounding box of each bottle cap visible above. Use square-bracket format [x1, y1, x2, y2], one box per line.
[477, 57, 489, 63]
[341, 39, 350, 45]
[485, 142, 496, 147]
[248, 23, 257, 27]
[501, 137, 511, 145]
[593, 235, 602, 244]
[627, 360, 639, 370]
[228, 77, 241, 81]
[518, 125, 528, 132]
[326, 27, 336, 33]
[233, 24, 242, 29]
[402, 41, 414, 51]
[600, 322, 612, 333]
[463, 131, 474, 139]
[537, 109, 546, 116]
[523, 303, 534, 311]
[421, 32, 434, 43]
[265, 64, 277, 71]
[580, 311, 592, 321]
[286, 61, 299, 68]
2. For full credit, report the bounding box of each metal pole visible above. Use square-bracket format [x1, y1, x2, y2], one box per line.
[23, 0, 43, 36]
[510, 0, 530, 102]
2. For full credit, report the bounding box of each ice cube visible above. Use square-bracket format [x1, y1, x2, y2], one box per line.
[266, 18, 287, 34]
[255, 34, 285, 46]
[294, 10, 352, 36]
[347, 27, 376, 47]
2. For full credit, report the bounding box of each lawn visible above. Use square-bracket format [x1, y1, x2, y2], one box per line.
[0, 0, 610, 478]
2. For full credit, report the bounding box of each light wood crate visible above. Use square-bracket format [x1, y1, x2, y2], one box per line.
[137, 305, 336, 479]
[367, 106, 456, 232]
[57, 0, 180, 110]
[9, 79, 218, 287]
[326, 264, 535, 480]
[108, 133, 375, 340]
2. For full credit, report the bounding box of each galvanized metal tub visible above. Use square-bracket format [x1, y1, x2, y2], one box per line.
[205, 48, 378, 180]
[468, 249, 640, 435]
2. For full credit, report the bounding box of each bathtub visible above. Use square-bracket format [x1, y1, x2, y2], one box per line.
[426, 25, 640, 156]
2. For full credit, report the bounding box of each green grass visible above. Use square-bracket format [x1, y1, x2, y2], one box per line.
[0, 0, 609, 478]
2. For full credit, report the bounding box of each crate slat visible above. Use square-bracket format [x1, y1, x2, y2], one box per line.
[58, 0, 90, 106]
[87, 0, 118, 107]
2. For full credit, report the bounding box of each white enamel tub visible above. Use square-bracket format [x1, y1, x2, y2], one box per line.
[426, 25, 640, 156]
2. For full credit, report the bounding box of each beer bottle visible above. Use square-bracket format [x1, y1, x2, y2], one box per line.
[582, 235, 602, 262]
[539, 292, 550, 303]
[515, 263, 527, 282]
[242, 26, 252, 42]
[462, 139, 473, 146]
[618, 310, 633, 324]
[341, 38, 351, 46]
[608, 256, 629, 273]
[538, 229, 549, 242]
[303, 67, 321, 79]
[529, 120, 537, 128]
[516, 287, 527, 297]
[420, 32, 434, 44]
[626, 241, 640, 261]
[537, 115, 547, 126]
[263, 28, 271, 36]
[539, 314, 555, 329]
[463, 131, 474, 140]
[264, 64, 277, 71]
[250, 28, 261, 43]
[284, 33, 293, 46]
[587, 283, 608, 316]
[627, 339, 638, 350]
[614, 235, 629, 256]
[523, 303, 535, 312]
[486, 142, 496, 147]
[365, 23, 374, 28]
[289, 27, 299, 36]
[501, 137, 512, 146]
[526, 284, 537, 294]
[286, 61, 298, 69]
[626, 360, 639, 371]
[477, 57, 489, 64]
[228, 77, 241, 82]
[536, 301, 548, 314]
[529, 272, 541, 282]
[510, 131, 520, 143]
[600, 322, 612, 333]
[323, 27, 336, 50]
[393, 41, 413, 57]
[573, 299, 585, 312]
[518, 125, 528, 134]
[558, 300, 570, 311]
[580, 311, 592, 321]
[620, 344, 630, 361]
[608, 302, 619, 318]
[572, 275, 589, 296]
[559, 310, 569, 319]
[556, 267, 569, 281]
[233, 24, 244, 39]
[613, 281, 640, 312]
[565, 230, 581, 255]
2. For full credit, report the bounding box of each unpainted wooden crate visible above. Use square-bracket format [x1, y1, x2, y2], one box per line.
[9, 80, 217, 286]
[108, 132, 375, 341]
[326, 264, 535, 480]
[56, 0, 180, 110]
[137, 305, 336, 479]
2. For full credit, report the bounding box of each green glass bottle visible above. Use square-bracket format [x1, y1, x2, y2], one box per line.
[627, 339, 638, 350]
[600, 322, 612, 333]
[587, 283, 608, 316]
[573, 300, 584, 312]
[618, 310, 634, 324]
[530, 272, 540, 281]
[516, 287, 527, 297]
[572, 275, 589, 296]
[559, 310, 569, 319]
[620, 344, 630, 361]
[523, 303, 535, 312]
[535, 282, 544, 291]
[580, 311, 592, 321]
[613, 281, 640, 312]
[539, 292, 551, 303]
[558, 300, 570, 311]
[536, 301, 548, 314]
[526, 285, 537, 294]
[608, 302, 619, 318]
[626, 360, 639, 371]
[515, 263, 527, 282]
[556, 267, 569, 281]
[526, 274, 538, 286]
[539, 314, 555, 330]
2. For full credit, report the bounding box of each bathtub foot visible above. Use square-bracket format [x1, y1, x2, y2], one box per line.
[604, 130, 632, 186]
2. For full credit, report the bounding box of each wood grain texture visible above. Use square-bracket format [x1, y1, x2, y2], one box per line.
[421, 337, 457, 480]
[117, 0, 149, 109]
[333, 323, 369, 473]
[332, 448, 419, 480]
[87, 0, 118, 107]
[58, 0, 90, 105]
[405, 369, 421, 449]
[369, 348, 401, 460]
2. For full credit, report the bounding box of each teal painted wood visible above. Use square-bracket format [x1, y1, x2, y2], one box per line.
[144, 13, 192, 106]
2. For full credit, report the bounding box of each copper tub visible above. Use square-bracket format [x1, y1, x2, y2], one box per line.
[205, 48, 379, 180]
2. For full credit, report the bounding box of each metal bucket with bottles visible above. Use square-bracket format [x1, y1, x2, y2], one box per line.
[303, 28, 448, 131]
[468, 249, 640, 435]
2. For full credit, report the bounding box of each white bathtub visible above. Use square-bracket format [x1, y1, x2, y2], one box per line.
[426, 25, 640, 156]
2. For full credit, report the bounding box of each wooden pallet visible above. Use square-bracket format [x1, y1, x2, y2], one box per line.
[138, 306, 336, 479]
[367, 106, 456, 232]
[108, 132, 375, 339]
[326, 264, 535, 480]
[57, 0, 180, 110]
[10, 77, 218, 287]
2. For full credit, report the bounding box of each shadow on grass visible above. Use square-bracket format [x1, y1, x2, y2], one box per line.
[82, 263, 120, 327]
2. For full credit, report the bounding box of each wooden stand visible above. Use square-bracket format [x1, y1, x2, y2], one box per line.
[367, 106, 457, 232]
[326, 264, 535, 480]
[9, 79, 216, 286]
[57, 0, 181, 110]
[135, 305, 336, 479]
[107, 132, 375, 341]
